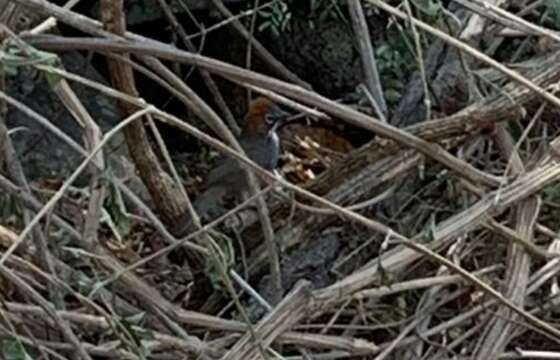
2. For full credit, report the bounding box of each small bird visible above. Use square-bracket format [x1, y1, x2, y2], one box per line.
[175, 97, 289, 235]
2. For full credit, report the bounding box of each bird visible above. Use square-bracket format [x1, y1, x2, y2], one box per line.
[174, 97, 289, 235]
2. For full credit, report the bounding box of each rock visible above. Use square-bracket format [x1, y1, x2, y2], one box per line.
[5, 51, 149, 203]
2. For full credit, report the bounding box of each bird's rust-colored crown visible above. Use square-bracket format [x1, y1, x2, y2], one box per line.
[244, 97, 277, 135]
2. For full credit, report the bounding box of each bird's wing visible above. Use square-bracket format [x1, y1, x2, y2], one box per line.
[193, 185, 229, 220]
[206, 157, 241, 187]
[205, 135, 277, 187]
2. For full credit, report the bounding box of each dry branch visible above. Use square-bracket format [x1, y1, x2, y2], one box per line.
[2, 0, 560, 357]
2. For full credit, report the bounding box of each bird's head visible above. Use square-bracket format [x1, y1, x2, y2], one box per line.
[244, 97, 289, 137]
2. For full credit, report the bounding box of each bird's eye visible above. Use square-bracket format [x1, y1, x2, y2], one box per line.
[265, 113, 275, 125]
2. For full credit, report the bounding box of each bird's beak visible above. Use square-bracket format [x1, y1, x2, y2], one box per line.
[272, 109, 290, 132]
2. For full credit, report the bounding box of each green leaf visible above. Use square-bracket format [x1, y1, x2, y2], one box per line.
[1, 340, 34, 360]
[204, 231, 235, 291]
[544, 184, 560, 202]
[104, 176, 131, 237]
[385, 89, 402, 104]
[125, 312, 147, 326]
[1, 41, 62, 82]
[0, 63, 19, 76]
[258, 22, 272, 32]
[45, 70, 63, 87]
[412, 0, 441, 17]
[385, 78, 403, 90]
[547, 0, 560, 27]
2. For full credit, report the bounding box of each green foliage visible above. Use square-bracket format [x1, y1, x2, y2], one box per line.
[544, 183, 560, 203]
[258, 1, 292, 36]
[120, 315, 153, 358]
[0, 40, 62, 84]
[375, 35, 417, 105]
[0, 193, 20, 225]
[546, 0, 560, 29]
[1, 340, 34, 360]
[204, 230, 235, 292]
[307, 0, 347, 28]
[257, 0, 346, 36]
[411, 0, 442, 19]
[104, 176, 131, 238]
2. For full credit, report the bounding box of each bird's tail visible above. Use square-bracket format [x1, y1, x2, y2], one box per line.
[171, 186, 228, 237]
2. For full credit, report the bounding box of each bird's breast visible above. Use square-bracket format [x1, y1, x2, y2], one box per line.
[267, 131, 280, 168]
[240, 133, 280, 171]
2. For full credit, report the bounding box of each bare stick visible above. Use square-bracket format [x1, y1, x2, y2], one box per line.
[348, 0, 387, 117]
